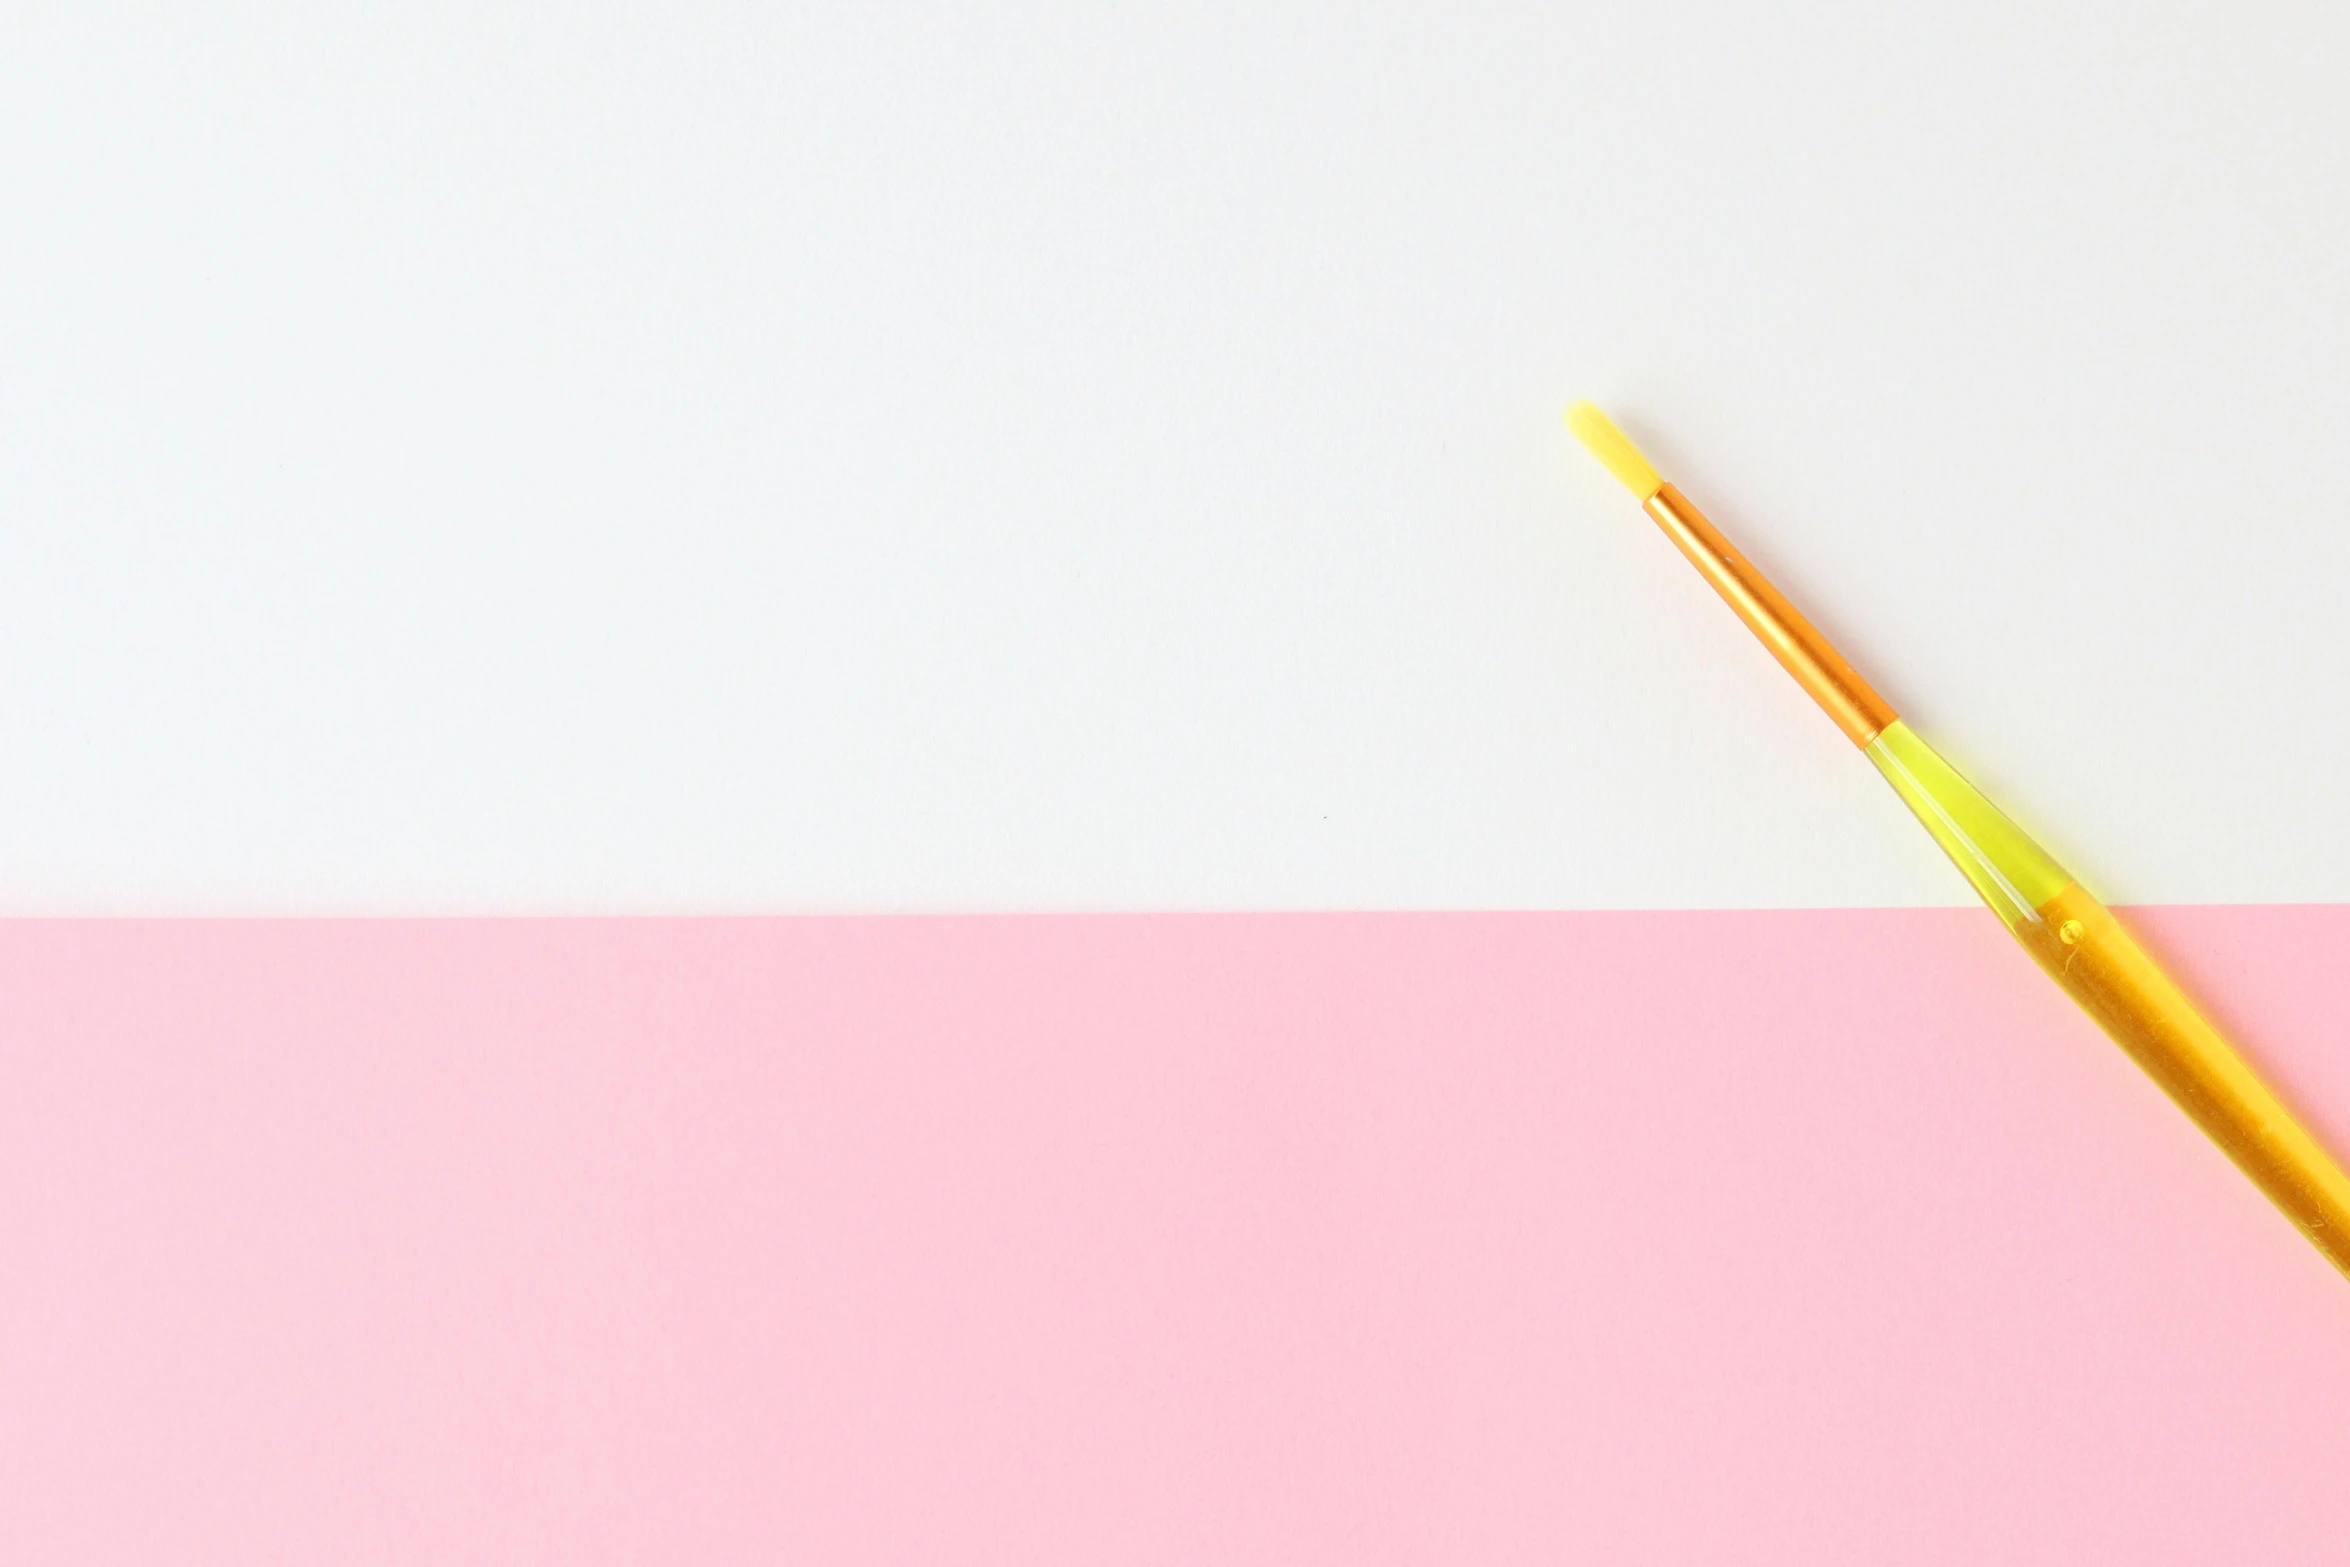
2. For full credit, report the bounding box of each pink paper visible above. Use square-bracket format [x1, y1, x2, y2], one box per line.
[5, 907, 2349, 1562]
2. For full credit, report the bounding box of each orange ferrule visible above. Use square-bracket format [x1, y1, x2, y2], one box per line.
[1641, 484, 1897, 747]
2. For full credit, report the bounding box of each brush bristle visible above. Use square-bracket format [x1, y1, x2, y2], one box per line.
[1564, 402, 1663, 500]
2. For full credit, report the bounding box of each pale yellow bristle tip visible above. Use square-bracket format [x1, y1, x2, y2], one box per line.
[1564, 402, 1663, 500]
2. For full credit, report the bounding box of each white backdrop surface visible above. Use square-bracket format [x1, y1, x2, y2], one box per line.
[4, 3, 2347, 912]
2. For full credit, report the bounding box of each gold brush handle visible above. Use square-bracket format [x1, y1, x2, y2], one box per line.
[2016, 885, 2350, 1273]
[1868, 712, 2350, 1285]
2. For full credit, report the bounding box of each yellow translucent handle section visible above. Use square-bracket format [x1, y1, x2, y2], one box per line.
[1867, 720, 2350, 1277]
[1864, 721, 2069, 930]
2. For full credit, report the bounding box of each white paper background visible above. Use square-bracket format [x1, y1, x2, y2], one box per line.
[5, 2, 2347, 912]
